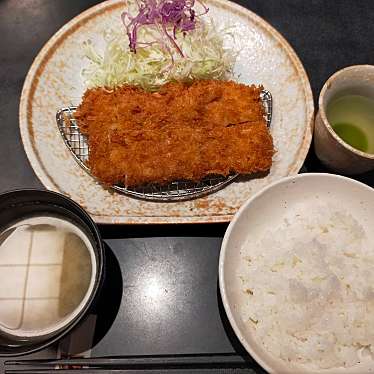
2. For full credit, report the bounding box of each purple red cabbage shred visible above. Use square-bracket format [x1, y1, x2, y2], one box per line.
[121, 0, 208, 56]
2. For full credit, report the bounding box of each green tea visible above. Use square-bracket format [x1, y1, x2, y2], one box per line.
[327, 95, 374, 153]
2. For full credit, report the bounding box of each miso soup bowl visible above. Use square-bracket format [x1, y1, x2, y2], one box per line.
[0, 189, 105, 357]
[314, 65, 374, 174]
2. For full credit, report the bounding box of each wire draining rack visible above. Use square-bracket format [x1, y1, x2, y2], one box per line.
[56, 90, 272, 202]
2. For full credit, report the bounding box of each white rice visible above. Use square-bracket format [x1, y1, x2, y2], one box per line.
[239, 204, 374, 370]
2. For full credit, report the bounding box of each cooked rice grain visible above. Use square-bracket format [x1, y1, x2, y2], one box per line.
[239, 204, 374, 370]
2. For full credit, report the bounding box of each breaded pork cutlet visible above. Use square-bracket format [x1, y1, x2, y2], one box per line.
[74, 80, 274, 187]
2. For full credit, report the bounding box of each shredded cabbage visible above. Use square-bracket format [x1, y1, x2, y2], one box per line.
[122, 0, 208, 55]
[81, 18, 236, 91]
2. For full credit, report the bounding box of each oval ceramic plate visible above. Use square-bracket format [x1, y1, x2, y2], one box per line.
[219, 174, 374, 373]
[19, 0, 314, 224]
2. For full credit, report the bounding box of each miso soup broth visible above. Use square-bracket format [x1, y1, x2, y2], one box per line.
[327, 94, 374, 153]
[0, 215, 96, 337]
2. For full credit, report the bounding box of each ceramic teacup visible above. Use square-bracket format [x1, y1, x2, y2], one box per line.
[314, 65, 374, 174]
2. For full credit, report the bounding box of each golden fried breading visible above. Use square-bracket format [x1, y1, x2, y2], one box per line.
[75, 80, 274, 187]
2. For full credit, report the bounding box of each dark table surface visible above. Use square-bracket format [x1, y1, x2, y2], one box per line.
[1, 0, 374, 373]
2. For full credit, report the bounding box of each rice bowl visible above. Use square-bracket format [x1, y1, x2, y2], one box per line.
[219, 173, 374, 373]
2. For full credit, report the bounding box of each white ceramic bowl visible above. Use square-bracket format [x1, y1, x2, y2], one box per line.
[219, 173, 374, 373]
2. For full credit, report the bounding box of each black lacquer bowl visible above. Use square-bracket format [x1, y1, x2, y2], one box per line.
[0, 189, 105, 356]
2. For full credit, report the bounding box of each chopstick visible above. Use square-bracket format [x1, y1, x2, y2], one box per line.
[5, 353, 265, 373]
[5, 370, 259, 374]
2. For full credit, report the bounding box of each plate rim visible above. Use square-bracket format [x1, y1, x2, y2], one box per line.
[19, 0, 314, 224]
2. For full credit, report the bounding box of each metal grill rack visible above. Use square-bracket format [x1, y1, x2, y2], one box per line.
[56, 90, 272, 202]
